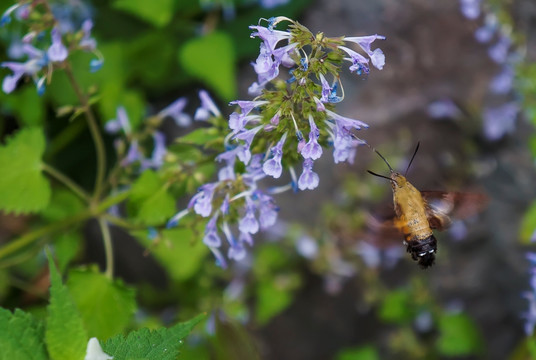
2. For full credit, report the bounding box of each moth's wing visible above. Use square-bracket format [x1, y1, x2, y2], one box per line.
[421, 191, 488, 231]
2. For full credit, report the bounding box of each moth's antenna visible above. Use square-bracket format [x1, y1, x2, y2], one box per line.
[367, 170, 396, 184]
[404, 142, 420, 176]
[350, 133, 393, 172]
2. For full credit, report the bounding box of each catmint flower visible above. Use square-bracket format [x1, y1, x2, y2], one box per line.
[326, 109, 369, 130]
[142, 131, 166, 169]
[319, 73, 342, 103]
[459, 0, 482, 19]
[89, 59, 103, 72]
[1, 45, 47, 94]
[263, 132, 288, 178]
[194, 90, 221, 120]
[257, 192, 279, 229]
[233, 125, 263, 164]
[105, 107, 131, 134]
[0, 4, 20, 26]
[204, 215, 222, 248]
[47, 28, 68, 62]
[488, 34, 511, 64]
[79, 19, 97, 50]
[249, 22, 292, 53]
[239, 230, 253, 246]
[259, 0, 290, 9]
[301, 116, 322, 160]
[474, 14, 498, 43]
[238, 197, 259, 234]
[483, 102, 519, 140]
[296, 235, 318, 259]
[298, 159, 319, 190]
[210, 247, 227, 268]
[188, 183, 218, 217]
[221, 221, 246, 261]
[230, 99, 268, 116]
[121, 140, 142, 166]
[343, 34, 386, 70]
[338, 45, 370, 75]
[427, 99, 461, 119]
[489, 65, 514, 94]
[158, 97, 191, 127]
[229, 112, 262, 133]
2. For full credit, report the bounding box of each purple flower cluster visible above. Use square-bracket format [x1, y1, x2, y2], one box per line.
[459, 1, 521, 141]
[0, 3, 102, 95]
[168, 18, 386, 267]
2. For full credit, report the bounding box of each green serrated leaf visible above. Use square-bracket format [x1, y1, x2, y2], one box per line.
[0, 127, 51, 214]
[45, 251, 88, 360]
[102, 313, 205, 360]
[0, 308, 47, 360]
[113, 0, 174, 27]
[179, 32, 237, 101]
[436, 313, 483, 356]
[128, 170, 176, 226]
[67, 267, 136, 340]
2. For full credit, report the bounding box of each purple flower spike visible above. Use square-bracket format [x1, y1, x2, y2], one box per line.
[47, 28, 68, 62]
[263, 132, 288, 178]
[204, 215, 222, 248]
[159, 97, 191, 127]
[188, 183, 217, 217]
[298, 159, 319, 190]
[239, 197, 259, 234]
[301, 116, 323, 160]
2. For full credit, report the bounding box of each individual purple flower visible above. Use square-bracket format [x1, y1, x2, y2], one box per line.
[259, 0, 290, 9]
[229, 99, 268, 116]
[188, 183, 218, 217]
[483, 102, 519, 140]
[257, 192, 279, 229]
[216, 148, 238, 181]
[489, 65, 514, 94]
[427, 99, 461, 119]
[159, 97, 191, 126]
[47, 28, 68, 62]
[142, 131, 166, 169]
[459, 0, 482, 19]
[79, 19, 97, 50]
[233, 125, 263, 164]
[319, 73, 342, 103]
[229, 112, 262, 133]
[327, 121, 364, 164]
[194, 90, 221, 120]
[210, 247, 228, 268]
[1, 45, 47, 94]
[301, 116, 322, 160]
[326, 109, 369, 130]
[239, 230, 253, 246]
[343, 34, 386, 70]
[338, 45, 370, 75]
[296, 235, 318, 259]
[0, 4, 21, 26]
[105, 107, 131, 134]
[167, 209, 189, 228]
[249, 23, 292, 53]
[238, 197, 259, 234]
[89, 59, 103, 73]
[121, 140, 142, 166]
[203, 215, 222, 248]
[474, 14, 498, 43]
[488, 34, 511, 64]
[298, 159, 319, 190]
[263, 132, 288, 178]
[228, 241, 247, 261]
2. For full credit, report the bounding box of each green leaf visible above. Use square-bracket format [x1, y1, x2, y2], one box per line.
[335, 345, 380, 360]
[178, 127, 222, 147]
[0, 127, 51, 214]
[179, 31, 237, 101]
[436, 313, 483, 356]
[102, 313, 205, 360]
[54, 231, 83, 272]
[378, 289, 414, 324]
[113, 0, 175, 27]
[41, 189, 85, 222]
[45, 251, 88, 360]
[3, 86, 45, 126]
[135, 227, 208, 281]
[128, 170, 176, 226]
[67, 267, 136, 340]
[0, 308, 47, 360]
[255, 279, 293, 325]
[521, 200, 536, 243]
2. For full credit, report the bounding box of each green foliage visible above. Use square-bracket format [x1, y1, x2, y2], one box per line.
[0, 127, 51, 214]
[378, 288, 414, 324]
[0, 308, 47, 360]
[113, 0, 175, 27]
[179, 31, 237, 101]
[128, 170, 176, 226]
[102, 313, 206, 360]
[436, 313, 483, 356]
[335, 345, 380, 360]
[521, 200, 536, 243]
[45, 251, 88, 360]
[67, 267, 137, 340]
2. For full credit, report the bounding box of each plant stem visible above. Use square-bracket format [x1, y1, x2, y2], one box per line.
[98, 217, 114, 280]
[0, 191, 130, 261]
[63, 63, 107, 201]
[42, 163, 90, 202]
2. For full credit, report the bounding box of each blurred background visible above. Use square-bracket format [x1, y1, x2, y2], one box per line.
[1, 0, 536, 359]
